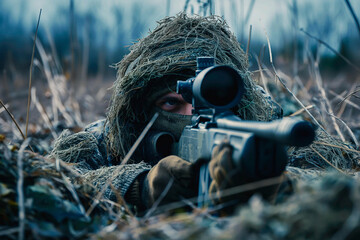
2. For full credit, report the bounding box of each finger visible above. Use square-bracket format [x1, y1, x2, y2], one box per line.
[209, 157, 218, 179]
[218, 146, 234, 171]
[211, 144, 221, 158]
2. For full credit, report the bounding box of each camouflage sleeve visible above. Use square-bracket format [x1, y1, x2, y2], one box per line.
[49, 127, 151, 203]
[82, 163, 150, 201]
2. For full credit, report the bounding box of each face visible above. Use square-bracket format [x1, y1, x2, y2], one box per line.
[155, 92, 192, 115]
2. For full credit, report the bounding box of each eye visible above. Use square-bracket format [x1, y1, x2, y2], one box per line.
[155, 92, 193, 115]
[163, 97, 180, 106]
[156, 96, 181, 112]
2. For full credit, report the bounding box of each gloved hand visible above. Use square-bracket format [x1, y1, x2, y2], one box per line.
[143, 155, 197, 208]
[208, 140, 238, 204]
[208, 140, 282, 206]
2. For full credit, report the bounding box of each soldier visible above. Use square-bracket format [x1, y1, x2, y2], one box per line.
[50, 13, 283, 212]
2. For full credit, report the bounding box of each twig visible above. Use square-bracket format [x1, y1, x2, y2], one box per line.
[344, 0, 360, 37]
[17, 138, 31, 240]
[289, 0, 299, 77]
[0, 100, 25, 140]
[121, 112, 159, 165]
[31, 88, 58, 140]
[86, 112, 159, 217]
[310, 145, 346, 174]
[262, 26, 327, 135]
[153, 176, 284, 214]
[313, 141, 360, 154]
[108, 183, 134, 219]
[26, 9, 42, 138]
[0, 103, 9, 114]
[31, 151, 83, 177]
[329, 90, 360, 111]
[310, 46, 346, 142]
[244, 0, 256, 26]
[300, 28, 360, 72]
[336, 84, 358, 118]
[277, 70, 310, 99]
[246, 25, 252, 58]
[258, 44, 265, 68]
[69, 0, 77, 84]
[184, 0, 191, 12]
[289, 105, 315, 117]
[36, 39, 75, 126]
[338, 88, 360, 110]
[61, 172, 87, 218]
[0, 99, 34, 152]
[325, 113, 359, 149]
[143, 178, 174, 221]
[255, 55, 271, 96]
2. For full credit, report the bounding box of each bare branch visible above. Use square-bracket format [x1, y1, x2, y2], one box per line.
[26, 9, 42, 138]
[344, 0, 360, 37]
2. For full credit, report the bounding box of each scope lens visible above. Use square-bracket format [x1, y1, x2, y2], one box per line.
[200, 67, 239, 106]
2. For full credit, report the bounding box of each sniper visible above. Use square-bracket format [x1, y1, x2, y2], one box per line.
[51, 13, 326, 214]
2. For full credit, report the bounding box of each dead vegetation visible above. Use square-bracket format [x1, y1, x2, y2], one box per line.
[1, 1, 360, 239]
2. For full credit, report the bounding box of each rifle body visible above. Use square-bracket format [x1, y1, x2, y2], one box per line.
[171, 114, 313, 206]
[173, 122, 288, 181]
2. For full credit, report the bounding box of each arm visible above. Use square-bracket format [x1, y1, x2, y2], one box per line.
[49, 129, 151, 206]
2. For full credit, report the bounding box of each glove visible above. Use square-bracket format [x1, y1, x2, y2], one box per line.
[208, 140, 238, 204]
[208, 140, 282, 206]
[143, 155, 197, 208]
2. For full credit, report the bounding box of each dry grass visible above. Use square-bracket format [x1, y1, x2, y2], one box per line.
[1, 3, 360, 239]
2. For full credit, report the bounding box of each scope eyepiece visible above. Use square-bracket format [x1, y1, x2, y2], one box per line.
[176, 78, 193, 104]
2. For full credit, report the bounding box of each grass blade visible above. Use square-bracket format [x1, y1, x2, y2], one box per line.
[26, 9, 42, 138]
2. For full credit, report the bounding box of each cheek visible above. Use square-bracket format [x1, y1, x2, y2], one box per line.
[184, 103, 193, 115]
[177, 103, 192, 115]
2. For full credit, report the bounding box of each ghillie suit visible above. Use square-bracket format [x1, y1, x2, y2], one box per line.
[49, 13, 281, 205]
[49, 13, 359, 211]
[106, 13, 281, 162]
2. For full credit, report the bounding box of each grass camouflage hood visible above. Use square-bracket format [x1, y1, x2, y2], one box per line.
[106, 13, 275, 161]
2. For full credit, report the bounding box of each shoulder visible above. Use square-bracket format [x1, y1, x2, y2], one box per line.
[50, 119, 111, 170]
[85, 119, 107, 137]
[84, 119, 108, 149]
[84, 119, 112, 165]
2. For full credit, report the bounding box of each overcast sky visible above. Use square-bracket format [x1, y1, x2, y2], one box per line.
[1, 0, 359, 53]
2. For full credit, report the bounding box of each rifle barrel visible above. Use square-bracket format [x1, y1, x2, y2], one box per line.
[216, 118, 315, 147]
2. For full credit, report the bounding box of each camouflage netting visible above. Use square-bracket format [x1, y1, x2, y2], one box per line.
[106, 13, 277, 160]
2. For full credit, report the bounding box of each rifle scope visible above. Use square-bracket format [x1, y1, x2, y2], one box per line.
[177, 57, 245, 110]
